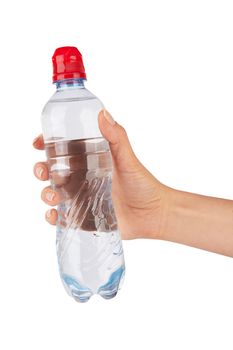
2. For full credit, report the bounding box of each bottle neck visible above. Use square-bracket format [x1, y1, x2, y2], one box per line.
[55, 78, 86, 91]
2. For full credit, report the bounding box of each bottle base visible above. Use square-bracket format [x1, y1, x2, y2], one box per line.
[61, 273, 93, 303]
[61, 266, 125, 302]
[97, 266, 125, 300]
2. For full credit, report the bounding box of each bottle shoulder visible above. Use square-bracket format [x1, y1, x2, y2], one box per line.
[41, 87, 103, 141]
[50, 87, 97, 102]
[42, 88, 103, 118]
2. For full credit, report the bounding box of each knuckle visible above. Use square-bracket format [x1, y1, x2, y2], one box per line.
[119, 124, 127, 136]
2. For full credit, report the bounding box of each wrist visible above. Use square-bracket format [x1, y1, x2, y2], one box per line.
[145, 183, 175, 241]
[156, 185, 176, 241]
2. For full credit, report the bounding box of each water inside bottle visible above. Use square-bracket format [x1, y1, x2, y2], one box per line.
[45, 137, 125, 302]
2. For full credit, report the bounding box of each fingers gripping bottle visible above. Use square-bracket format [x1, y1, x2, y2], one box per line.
[41, 46, 125, 302]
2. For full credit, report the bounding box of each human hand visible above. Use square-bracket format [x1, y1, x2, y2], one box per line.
[33, 108, 233, 255]
[33, 109, 169, 240]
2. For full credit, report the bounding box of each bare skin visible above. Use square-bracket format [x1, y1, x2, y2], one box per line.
[33, 109, 233, 257]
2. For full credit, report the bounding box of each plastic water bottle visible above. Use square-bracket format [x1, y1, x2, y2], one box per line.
[41, 46, 125, 302]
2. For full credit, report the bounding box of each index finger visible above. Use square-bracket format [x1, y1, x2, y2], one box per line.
[33, 134, 45, 150]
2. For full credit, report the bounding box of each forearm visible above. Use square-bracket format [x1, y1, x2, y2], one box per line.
[160, 188, 233, 257]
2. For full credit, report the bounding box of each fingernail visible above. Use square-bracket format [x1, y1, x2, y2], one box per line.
[46, 210, 51, 218]
[103, 109, 115, 126]
[35, 166, 44, 178]
[33, 136, 40, 146]
[45, 191, 56, 202]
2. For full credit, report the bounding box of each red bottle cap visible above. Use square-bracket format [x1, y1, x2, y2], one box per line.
[52, 46, 86, 82]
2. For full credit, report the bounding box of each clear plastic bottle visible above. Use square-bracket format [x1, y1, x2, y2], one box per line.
[41, 46, 125, 302]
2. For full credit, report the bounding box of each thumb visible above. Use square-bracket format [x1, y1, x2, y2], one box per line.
[98, 109, 138, 170]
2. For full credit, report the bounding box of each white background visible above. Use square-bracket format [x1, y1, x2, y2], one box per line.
[0, 1, 233, 349]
